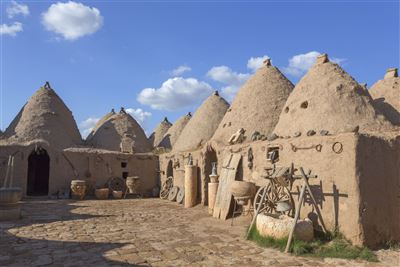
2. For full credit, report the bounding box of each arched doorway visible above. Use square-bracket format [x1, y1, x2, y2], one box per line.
[27, 147, 50, 196]
[166, 160, 173, 178]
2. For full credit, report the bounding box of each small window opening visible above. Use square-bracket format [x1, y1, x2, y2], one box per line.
[121, 162, 127, 168]
[267, 146, 280, 163]
[122, 172, 129, 179]
[300, 101, 308, 109]
[284, 107, 289, 113]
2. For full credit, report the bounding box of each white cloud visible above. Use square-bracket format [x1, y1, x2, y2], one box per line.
[207, 66, 250, 101]
[7, 1, 29, 18]
[170, 65, 191, 76]
[283, 51, 346, 77]
[247, 55, 270, 72]
[79, 117, 100, 137]
[42, 1, 103, 41]
[126, 108, 152, 125]
[137, 77, 213, 110]
[0, 22, 23, 36]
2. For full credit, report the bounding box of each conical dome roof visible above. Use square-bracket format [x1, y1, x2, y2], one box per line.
[173, 92, 229, 152]
[149, 117, 172, 147]
[86, 108, 151, 152]
[159, 112, 192, 149]
[273, 54, 394, 136]
[4, 82, 82, 148]
[86, 109, 116, 140]
[211, 59, 294, 145]
[369, 68, 400, 125]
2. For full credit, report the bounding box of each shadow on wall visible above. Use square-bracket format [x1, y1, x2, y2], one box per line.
[373, 98, 400, 125]
[291, 182, 348, 232]
[0, 200, 146, 266]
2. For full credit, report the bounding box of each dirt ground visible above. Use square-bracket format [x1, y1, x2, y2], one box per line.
[0, 198, 399, 267]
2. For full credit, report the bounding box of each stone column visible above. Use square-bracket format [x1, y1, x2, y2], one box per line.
[208, 179, 219, 215]
[184, 165, 197, 208]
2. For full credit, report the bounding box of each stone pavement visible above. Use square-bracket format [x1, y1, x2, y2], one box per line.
[0, 198, 399, 267]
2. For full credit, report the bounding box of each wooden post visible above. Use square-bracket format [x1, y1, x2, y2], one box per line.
[3, 156, 12, 188]
[285, 181, 307, 253]
[246, 187, 268, 239]
[299, 167, 327, 233]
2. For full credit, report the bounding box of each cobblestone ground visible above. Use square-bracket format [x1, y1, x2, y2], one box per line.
[0, 198, 399, 267]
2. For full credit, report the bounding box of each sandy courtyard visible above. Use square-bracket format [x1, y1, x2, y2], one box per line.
[0, 199, 399, 267]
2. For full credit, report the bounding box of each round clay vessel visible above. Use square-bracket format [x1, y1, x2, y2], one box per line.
[112, 190, 123, 199]
[230, 181, 256, 198]
[70, 180, 87, 200]
[95, 188, 109, 200]
[0, 187, 22, 204]
[126, 176, 140, 194]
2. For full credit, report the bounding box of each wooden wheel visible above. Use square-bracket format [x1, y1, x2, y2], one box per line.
[265, 183, 295, 217]
[160, 176, 173, 200]
[254, 186, 269, 213]
[254, 182, 295, 217]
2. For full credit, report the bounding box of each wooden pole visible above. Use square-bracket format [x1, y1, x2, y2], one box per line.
[9, 156, 15, 187]
[246, 187, 268, 239]
[3, 156, 12, 188]
[285, 181, 307, 253]
[299, 167, 327, 233]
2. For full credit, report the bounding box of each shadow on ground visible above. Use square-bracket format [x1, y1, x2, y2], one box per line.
[0, 199, 147, 266]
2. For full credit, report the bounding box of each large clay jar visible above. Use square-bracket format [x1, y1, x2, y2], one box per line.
[95, 188, 109, 200]
[126, 176, 141, 194]
[71, 180, 87, 200]
[112, 190, 123, 199]
[0, 187, 22, 221]
[230, 181, 256, 198]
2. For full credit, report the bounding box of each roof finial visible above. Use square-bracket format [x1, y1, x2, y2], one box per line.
[263, 58, 271, 66]
[316, 53, 329, 64]
[120, 107, 126, 114]
[111, 108, 115, 113]
[384, 68, 398, 79]
[213, 90, 219, 96]
[44, 81, 51, 90]
[163, 117, 169, 123]
[187, 112, 192, 117]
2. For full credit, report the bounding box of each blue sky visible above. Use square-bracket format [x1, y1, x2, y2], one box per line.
[1, 0, 399, 137]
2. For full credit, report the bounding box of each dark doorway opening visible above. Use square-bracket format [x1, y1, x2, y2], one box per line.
[166, 160, 173, 178]
[204, 148, 218, 205]
[27, 148, 50, 196]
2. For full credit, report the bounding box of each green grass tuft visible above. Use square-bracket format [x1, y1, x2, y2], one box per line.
[246, 225, 378, 262]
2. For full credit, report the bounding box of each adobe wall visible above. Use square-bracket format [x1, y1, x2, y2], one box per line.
[0, 143, 159, 197]
[356, 134, 400, 248]
[160, 133, 398, 247]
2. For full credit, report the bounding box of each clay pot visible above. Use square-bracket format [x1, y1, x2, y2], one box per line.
[209, 174, 219, 183]
[71, 180, 87, 200]
[0, 187, 22, 204]
[95, 188, 109, 200]
[230, 181, 256, 198]
[112, 190, 123, 199]
[126, 176, 140, 194]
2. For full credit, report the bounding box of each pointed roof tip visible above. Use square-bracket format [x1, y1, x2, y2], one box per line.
[120, 107, 126, 114]
[163, 117, 170, 123]
[384, 68, 398, 79]
[361, 83, 368, 90]
[44, 81, 52, 90]
[263, 58, 272, 66]
[213, 90, 219, 96]
[316, 53, 329, 65]
[111, 108, 115, 114]
[187, 111, 192, 117]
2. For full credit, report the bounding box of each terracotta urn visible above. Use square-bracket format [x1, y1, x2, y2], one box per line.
[95, 188, 109, 200]
[70, 180, 87, 200]
[230, 181, 256, 199]
[0, 187, 22, 204]
[112, 190, 123, 199]
[126, 176, 140, 194]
